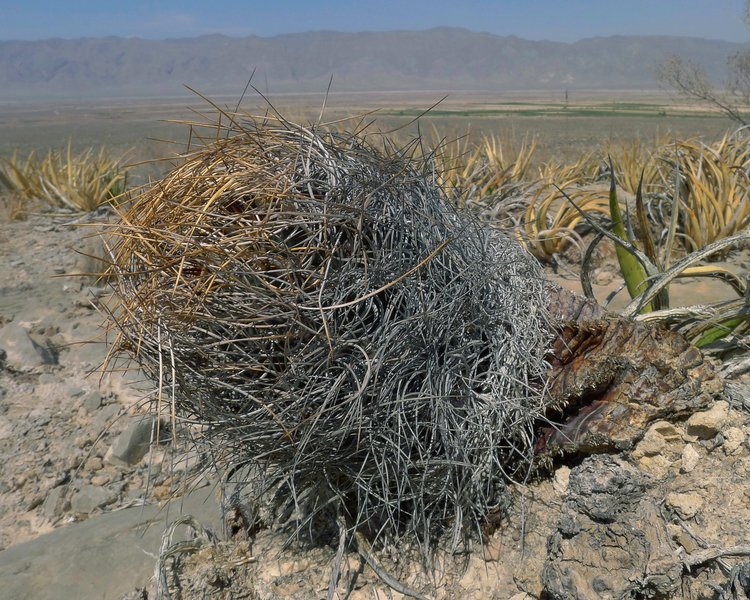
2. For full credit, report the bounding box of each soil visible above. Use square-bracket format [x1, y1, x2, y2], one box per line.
[2, 210, 750, 599]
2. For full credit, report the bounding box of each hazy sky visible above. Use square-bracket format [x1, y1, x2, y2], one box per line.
[1, 0, 748, 43]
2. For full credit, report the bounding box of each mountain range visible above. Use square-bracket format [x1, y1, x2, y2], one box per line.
[1, 27, 747, 100]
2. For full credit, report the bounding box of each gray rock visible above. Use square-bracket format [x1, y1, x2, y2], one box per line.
[28, 408, 50, 427]
[106, 415, 164, 466]
[0, 416, 13, 441]
[0, 487, 220, 600]
[74, 294, 96, 310]
[37, 373, 59, 385]
[94, 403, 122, 428]
[41, 486, 70, 520]
[543, 457, 679, 600]
[70, 484, 117, 514]
[567, 455, 647, 523]
[81, 390, 102, 413]
[0, 324, 57, 369]
[170, 449, 203, 474]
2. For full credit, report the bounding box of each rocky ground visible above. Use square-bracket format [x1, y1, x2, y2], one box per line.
[3, 210, 750, 599]
[0, 212, 210, 561]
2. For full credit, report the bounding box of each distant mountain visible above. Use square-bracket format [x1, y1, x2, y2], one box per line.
[1, 28, 747, 99]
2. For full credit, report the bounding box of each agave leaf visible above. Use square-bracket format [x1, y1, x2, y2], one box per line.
[624, 230, 750, 318]
[580, 231, 605, 301]
[634, 171, 668, 309]
[634, 173, 659, 267]
[608, 158, 653, 312]
[678, 265, 747, 297]
[559, 184, 658, 275]
[694, 314, 749, 347]
[661, 164, 682, 269]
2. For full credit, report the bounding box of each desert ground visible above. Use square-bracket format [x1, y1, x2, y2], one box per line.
[1, 91, 750, 599]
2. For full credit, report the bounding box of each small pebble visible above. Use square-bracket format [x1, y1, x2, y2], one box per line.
[723, 427, 745, 455]
[90, 474, 111, 486]
[681, 444, 700, 473]
[666, 491, 703, 520]
[86, 457, 104, 471]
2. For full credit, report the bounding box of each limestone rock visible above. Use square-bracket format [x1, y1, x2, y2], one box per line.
[723, 426, 745, 455]
[0, 416, 13, 442]
[636, 454, 675, 479]
[0, 323, 57, 370]
[632, 426, 667, 458]
[42, 486, 70, 520]
[81, 390, 102, 413]
[0, 487, 220, 600]
[105, 415, 166, 466]
[70, 484, 117, 514]
[94, 403, 121, 428]
[170, 449, 202, 474]
[633, 421, 683, 476]
[553, 465, 571, 495]
[665, 491, 703, 520]
[681, 444, 700, 473]
[685, 401, 729, 440]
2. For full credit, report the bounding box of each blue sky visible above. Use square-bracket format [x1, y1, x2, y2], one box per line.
[0, 0, 748, 42]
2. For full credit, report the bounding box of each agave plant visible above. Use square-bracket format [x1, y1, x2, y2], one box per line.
[666, 133, 750, 251]
[0, 142, 128, 215]
[0, 150, 45, 202]
[536, 150, 600, 187]
[522, 180, 614, 259]
[569, 162, 750, 349]
[432, 133, 537, 206]
[604, 135, 666, 195]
